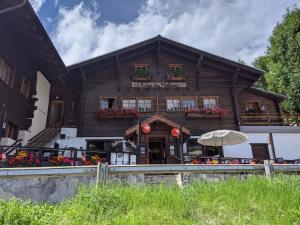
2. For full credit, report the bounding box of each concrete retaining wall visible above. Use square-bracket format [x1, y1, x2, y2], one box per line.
[0, 172, 256, 203]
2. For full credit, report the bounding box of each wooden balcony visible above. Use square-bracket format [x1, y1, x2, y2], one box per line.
[240, 113, 300, 126]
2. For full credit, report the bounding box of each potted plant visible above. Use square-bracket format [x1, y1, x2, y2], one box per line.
[185, 107, 227, 119]
[167, 70, 185, 81]
[95, 108, 138, 119]
[132, 70, 152, 81]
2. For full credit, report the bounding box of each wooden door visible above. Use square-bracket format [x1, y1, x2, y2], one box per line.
[251, 144, 270, 160]
[49, 100, 64, 127]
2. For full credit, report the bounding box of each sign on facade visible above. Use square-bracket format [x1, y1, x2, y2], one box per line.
[131, 82, 187, 88]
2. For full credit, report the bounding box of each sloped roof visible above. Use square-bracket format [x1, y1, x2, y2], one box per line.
[68, 35, 263, 81]
[249, 87, 287, 100]
[0, 0, 66, 83]
[125, 114, 190, 136]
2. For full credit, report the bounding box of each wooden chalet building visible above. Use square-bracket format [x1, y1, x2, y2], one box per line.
[49, 36, 299, 164]
[1, 1, 299, 165]
[0, 1, 66, 147]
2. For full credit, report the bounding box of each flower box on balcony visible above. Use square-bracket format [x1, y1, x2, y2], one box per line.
[95, 108, 138, 120]
[186, 113, 221, 119]
[185, 107, 227, 119]
[132, 70, 152, 81]
[167, 71, 185, 81]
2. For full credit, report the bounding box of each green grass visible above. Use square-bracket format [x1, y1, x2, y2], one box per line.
[0, 175, 300, 225]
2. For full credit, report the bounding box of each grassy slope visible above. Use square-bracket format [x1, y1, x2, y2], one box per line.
[0, 176, 300, 225]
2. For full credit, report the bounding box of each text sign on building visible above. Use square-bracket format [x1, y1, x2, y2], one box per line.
[131, 82, 187, 88]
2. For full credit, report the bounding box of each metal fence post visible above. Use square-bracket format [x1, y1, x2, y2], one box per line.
[96, 162, 108, 187]
[264, 160, 273, 178]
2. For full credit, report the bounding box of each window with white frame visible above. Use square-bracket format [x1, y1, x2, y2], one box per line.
[203, 97, 218, 109]
[182, 98, 197, 110]
[122, 99, 136, 109]
[138, 99, 152, 112]
[0, 57, 14, 87]
[166, 99, 180, 112]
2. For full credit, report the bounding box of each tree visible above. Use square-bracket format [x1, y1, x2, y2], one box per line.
[253, 7, 300, 113]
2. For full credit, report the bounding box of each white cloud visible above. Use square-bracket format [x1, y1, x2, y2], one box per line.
[29, 0, 45, 13]
[51, 0, 299, 66]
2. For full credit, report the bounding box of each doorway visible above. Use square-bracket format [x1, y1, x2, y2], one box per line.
[148, 137, 166, 164]
[251, 143, 270, 160]
[49, 100, 64, 127]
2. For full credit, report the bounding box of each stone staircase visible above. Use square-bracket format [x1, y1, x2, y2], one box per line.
[27, 128, 61, 148]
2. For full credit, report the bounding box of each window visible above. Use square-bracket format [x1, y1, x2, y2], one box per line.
[182, 99, 197, 110]
[251, 144, 270, 160]
[203, 97, 218, 109]
[167, 99, 180, 112]
[123, 99, 136, 109]
[100, 98, 115, 109]
[245, 102, 260, 113]
[135, 64, 148, 71]
[138, 99, 152, 112]
[20, 78, 30, 97]
[169, 64, 182, 72]
[0, 57, 14, 87]
[4, 122, 18, 140]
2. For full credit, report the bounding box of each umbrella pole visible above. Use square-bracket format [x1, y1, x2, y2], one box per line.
[218, 138, 223, 163]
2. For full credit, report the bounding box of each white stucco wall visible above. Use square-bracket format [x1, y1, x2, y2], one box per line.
[20, 71, 50, 145]
[224, 131, 300, 160]
[56, 128, 123, 149]
[272, 133, 300, 160]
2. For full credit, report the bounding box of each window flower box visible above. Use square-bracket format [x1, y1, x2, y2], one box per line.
[132, 70, 152, 81]
[167, 70, 185, 81]
[185, 107, 227, 119]
[95, 108, 138, 119]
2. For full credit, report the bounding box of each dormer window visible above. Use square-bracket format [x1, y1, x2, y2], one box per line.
[135, 64, 148, 71]
[169, 64, 182, 72]
[168, 64, 184, 81]
[133, 64, 150, 81]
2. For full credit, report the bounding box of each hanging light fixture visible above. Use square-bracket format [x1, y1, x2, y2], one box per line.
[171, 127, 180, 138]
[142, 124, 151, 134]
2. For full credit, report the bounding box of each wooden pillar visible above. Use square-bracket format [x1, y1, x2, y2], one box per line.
[195, 55, 203, 91]
[115, 55, 121, 91]
[0, 104, 7, 140]
[269, 133, 277, 162]
[156, 39, 161, 76]
[77, 69, 86, 135]
[230, 68, 241, 131]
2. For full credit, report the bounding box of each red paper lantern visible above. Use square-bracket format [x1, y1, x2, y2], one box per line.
[142, 124, 151, 134]
[171, 128, 180, 138]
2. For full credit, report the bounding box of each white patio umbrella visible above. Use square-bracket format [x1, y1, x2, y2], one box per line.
[197, 130, 248, 162]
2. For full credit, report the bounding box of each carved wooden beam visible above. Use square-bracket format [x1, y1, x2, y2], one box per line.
[115, 55, 121, 91]
[156, 39, 161, 76]
[80, 67, 87, 83]
[230, 67, 241, 130]
[195, 54, 204, 90]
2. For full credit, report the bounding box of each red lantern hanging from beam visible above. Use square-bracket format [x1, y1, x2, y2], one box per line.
[142, 124, 151, 134]
[171, 127, 180, 138]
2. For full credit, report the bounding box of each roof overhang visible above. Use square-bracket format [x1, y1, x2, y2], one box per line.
[68, 35, 263, 83]
[125, 114, 190, 137]
[0, 0, 66, 83]
[249, 87, 286, 101]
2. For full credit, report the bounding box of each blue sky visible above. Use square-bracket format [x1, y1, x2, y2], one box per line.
[29, 0, 299, 66]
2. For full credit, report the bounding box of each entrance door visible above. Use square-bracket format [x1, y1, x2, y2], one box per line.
[49, 100, 64, 127]
[149, 137, 166, 164]
[251, 143, 270, 160]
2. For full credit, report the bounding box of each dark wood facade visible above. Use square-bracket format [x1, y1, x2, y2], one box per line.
[57, 36, 285, 163]
[0, 1, 65, 141]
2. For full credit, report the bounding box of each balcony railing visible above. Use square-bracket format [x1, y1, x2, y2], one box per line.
[240, 113, 300, 126]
